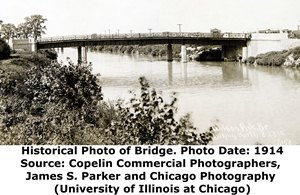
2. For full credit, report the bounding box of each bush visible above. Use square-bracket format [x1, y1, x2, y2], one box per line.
[0, 38, 11, 59]
[108, 77, 214, 145]
[0, 60, 214, 145]
[0, 61, 104, 144]
[246, 56, 255, 64]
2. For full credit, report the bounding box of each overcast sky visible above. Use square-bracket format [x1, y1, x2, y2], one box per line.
[1, 0, 300, 36]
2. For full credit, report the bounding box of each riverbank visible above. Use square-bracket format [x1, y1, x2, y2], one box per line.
[245, 46, 300, 67]
[0, 49, 213, 145]
[90, 45, 222, 61]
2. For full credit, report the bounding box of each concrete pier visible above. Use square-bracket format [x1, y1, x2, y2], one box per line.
[181, 45, 187, 63]
[242, 47, 248, 61]
[82, 47, 88, 64]
[77, 46, 88, 64]
[167, 44, 173, 62]
[78, 46, 82, 64]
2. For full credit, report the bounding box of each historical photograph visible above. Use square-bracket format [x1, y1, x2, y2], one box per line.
[0, 0, 299, 145]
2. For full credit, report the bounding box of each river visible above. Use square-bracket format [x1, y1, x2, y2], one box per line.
[57, 48, 300, 145]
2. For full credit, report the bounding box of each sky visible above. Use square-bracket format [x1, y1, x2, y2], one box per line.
[1, 0, 300, 37]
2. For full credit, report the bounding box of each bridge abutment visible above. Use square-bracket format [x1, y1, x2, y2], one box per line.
[167, 44, 173, 62]
[29, 38, 37, 53]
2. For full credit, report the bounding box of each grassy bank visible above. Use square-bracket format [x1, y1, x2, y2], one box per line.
[245, 46, 300, 67]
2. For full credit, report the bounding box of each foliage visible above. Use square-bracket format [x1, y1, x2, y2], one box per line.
[250, 46, 300, 66]
[0, 15, 47, 41]
[24, 15, 47, 39]
[0, 60, 104, 144]
[0, 56, 214, 145]
[246, 56, 255, 64]
[0, 38, 11, 59]
[108, 77, 214, 145]
[16, 23, 31, 39]
[0, 23, 17, 40]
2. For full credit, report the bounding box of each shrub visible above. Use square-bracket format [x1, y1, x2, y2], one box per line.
[108, 77, 214, 145]
[0, 38, 11, 59]
[0, 59, 214, 145]
[0, 61, 104, 144]
[246, 56, 255, 64]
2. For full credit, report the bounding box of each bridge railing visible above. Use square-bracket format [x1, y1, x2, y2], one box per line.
[37, 32, 251, 42]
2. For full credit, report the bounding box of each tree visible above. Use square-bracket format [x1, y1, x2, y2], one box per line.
[0, 23, 17, 40]
[16, 23, 31, 39]
[0, 38, 11, 59]
[24, 14, 47, 39]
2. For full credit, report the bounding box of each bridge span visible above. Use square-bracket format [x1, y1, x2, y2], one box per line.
[34, 32, 250, 63]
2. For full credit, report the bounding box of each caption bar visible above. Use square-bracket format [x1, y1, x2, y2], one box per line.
[0, 146, 298, 195]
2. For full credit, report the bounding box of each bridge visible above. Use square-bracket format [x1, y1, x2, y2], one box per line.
[29, 32, 250, 63]
[16, 31, 300, 63]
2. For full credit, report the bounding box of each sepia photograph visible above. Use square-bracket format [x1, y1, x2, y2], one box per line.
[0, 0, 299, 145]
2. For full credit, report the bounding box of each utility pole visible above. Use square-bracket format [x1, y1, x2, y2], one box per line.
[177, 24, 182, 35]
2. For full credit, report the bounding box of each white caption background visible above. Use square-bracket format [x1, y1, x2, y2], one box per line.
[0, 146, 298, 195]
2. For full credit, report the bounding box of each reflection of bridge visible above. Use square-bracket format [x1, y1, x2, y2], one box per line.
[34, 32, 250, 63]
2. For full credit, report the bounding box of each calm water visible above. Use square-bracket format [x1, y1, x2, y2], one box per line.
[58, 48, 300, 145]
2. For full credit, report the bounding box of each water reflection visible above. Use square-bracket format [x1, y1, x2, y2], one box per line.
[168, 62, 173, 85]
[57, 48, 300, 144]
[180, 62, 188, 82]
[222, 63, 244, 81]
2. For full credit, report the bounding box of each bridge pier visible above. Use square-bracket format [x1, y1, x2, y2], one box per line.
[242, 47, 248, 61]
[78, 46, 82, 64]
[167, 44, 173, 62]
[78, 46, 88, 64]
[82, 47, 88, 64]
[181, 45, 187, 63]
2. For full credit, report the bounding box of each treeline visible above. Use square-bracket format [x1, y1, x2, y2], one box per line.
[0, 14, 47, 40]
[90, 45, 183, 58]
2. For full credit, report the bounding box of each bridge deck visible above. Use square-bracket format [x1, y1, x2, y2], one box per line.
[37, 32, 250, 49]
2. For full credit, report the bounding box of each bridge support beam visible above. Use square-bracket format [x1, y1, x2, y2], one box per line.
[181, 45, 187, 63]
[167, 44, 173, 62]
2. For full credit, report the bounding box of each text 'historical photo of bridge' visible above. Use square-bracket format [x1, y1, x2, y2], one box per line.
[0, 0, 300, 145]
